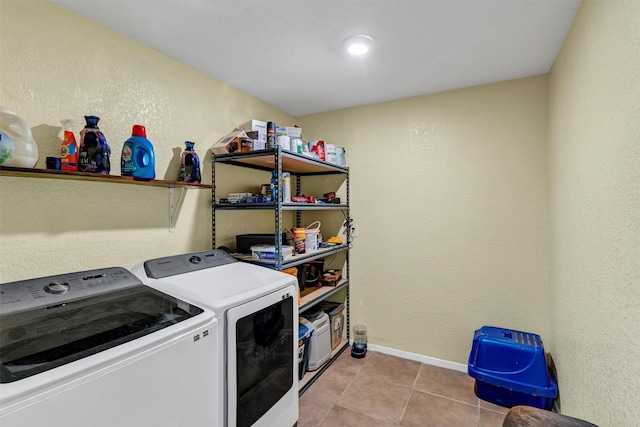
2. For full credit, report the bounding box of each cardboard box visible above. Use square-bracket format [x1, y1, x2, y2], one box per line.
[239, 138, 253, 152]
[210, 130, 248, 154]
[238, 120, 267, 147]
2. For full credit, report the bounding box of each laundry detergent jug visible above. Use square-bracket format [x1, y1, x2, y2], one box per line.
[121, 125, 155, 179]
[0, 110, 39, 168]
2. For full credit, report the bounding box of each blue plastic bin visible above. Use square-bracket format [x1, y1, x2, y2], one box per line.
[298, 321, 313, 380]
[467, 326, 558, 409]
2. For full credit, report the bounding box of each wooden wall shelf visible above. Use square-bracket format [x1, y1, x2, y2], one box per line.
[0, 166, 212, 189]
[0, 166, 212, 231]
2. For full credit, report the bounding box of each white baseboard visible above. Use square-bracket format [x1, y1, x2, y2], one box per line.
[365, 343, 468, 373]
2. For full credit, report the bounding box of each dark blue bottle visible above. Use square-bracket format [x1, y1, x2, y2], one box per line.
[178, 141, 201, 184]
[79, 115, 110, 174]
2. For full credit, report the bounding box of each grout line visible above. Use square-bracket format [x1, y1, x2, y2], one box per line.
[479, 404, 509, 415]
[415, 389, 481, 409]
[399, 387, 414, 425]
[412, 362, 423, 389]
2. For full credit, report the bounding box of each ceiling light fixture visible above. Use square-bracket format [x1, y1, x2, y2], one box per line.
[342, 35, 374, 55]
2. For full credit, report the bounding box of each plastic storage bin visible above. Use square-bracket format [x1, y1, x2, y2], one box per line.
[468, 326, 558, 409]
[301, 310, 331, 371]
[236, 233, 288, 253]
[298, 320, 313, 380]
[250, 245, 294, 261]
[318, 301, 345, 350]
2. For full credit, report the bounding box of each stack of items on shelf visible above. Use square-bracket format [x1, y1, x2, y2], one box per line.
[298, 301, 346, 380]
[210, 118, 346, 166]
[237, 220, 342, 262]
[0, 110, 203, 183]
[234, 230, 343, 263]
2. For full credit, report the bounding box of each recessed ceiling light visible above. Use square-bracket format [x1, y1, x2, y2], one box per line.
[342, 35, 374, 55]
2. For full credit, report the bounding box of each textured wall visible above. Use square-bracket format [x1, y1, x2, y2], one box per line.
[548, 1, 640, 425]
[297, 76, 550, 364]
[0, 0, 293, 282]
[4, 3, 638, 424]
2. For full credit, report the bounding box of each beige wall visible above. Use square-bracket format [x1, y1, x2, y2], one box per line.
[0, 0, 293, 281]
[548, 1, 640, 425]
[297, 75, 551, 365]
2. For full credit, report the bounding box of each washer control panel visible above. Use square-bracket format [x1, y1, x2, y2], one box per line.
[0, 267, 142, 315]
[143, 249, 237, 279]
[44, 281, 71, 294]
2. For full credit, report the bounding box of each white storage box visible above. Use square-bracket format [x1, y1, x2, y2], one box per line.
[301, 310, 331, 371]
[250, 245, 294, 261]
[238, 120, 267, 149]
[285, 127, 302, 138]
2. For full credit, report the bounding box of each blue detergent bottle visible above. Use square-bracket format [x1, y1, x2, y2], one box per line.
[121, 124, 155, 179]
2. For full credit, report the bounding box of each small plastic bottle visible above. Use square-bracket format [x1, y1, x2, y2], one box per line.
[60, 120, 78, 171]
[178, 141, 201, 184]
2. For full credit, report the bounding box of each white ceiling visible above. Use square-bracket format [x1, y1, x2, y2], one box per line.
[53, 0, 581, 116]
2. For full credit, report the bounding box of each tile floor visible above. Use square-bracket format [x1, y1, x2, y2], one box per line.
[299, 349, 508, 427]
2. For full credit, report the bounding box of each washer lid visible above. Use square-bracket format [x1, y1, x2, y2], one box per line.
[134, 250, 297, 313]
[0, 267, 142, 316]
[0, 268, 205, 384]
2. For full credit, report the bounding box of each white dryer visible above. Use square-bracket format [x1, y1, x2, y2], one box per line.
[0, 267, 219, 427]
[132, 249, 298, 427]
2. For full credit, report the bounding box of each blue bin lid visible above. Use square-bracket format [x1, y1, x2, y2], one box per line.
[468, 326, 558, 399]
[298, 317, 316, 339]
[299, 323, 309, 340]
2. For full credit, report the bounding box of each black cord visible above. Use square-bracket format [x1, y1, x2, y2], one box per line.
[343, 214, 354, 248]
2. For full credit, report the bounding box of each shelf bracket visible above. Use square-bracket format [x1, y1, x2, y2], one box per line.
[169, 186, 187, 232]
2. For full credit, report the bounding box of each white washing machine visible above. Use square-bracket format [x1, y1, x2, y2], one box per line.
[132, 249, 298, 427]
[0, 267, 219, 427]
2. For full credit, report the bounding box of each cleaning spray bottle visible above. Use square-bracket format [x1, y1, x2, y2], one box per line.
[79, 115, 110, 174]
[178, 141, 201, 184]
[60, 119, 78, 171]
[121, 124, 155, 179]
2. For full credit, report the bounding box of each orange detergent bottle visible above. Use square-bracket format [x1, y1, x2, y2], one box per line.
[60, 119, 78, 171]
